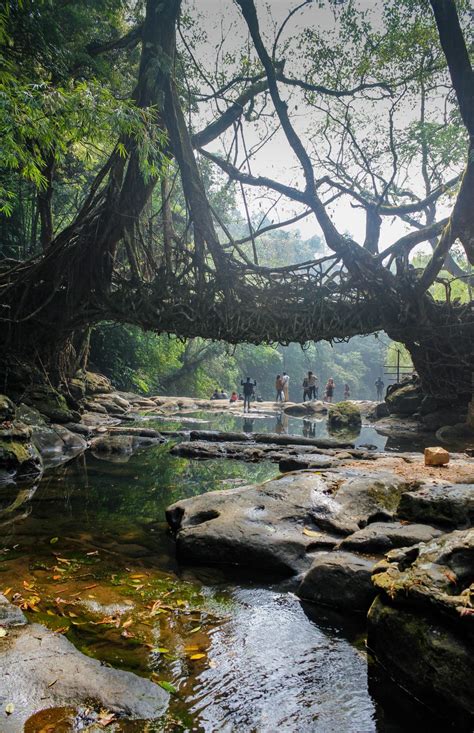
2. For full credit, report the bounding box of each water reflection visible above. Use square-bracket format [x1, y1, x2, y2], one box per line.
[275, 412, 289, 435]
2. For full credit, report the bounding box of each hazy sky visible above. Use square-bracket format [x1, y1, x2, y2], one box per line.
[181, 0, 458, 253]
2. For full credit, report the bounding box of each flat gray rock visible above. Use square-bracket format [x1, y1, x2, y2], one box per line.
[339, 521, 443, 552]
[0, 622, 168, 732]
[0, 595, 27, 627]
[166, 470, 409, 574]
[298, 551, 378, 611]
[397, 483, 474, 527]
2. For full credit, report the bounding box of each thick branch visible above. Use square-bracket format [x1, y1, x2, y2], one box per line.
[86, 24, 143, 57]
[192, 76, 269, 148]
[429, 0, 474, 136]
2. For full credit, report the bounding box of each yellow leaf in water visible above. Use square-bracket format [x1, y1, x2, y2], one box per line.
[3, 587, 12, 596]
[130, 574, 146, 579]
[5, 703, 14, 714]
[189, 626, 201, 634]
[121, 618, 133, 628]
[0, 628, 7, 638]
[184, 645, 200, 652]
[303, 527, 322, 538]
[97, 709, 116, 727]
[190, 653, 206, 660]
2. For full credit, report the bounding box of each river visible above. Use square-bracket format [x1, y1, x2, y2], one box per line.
[0, 410, 436, 731]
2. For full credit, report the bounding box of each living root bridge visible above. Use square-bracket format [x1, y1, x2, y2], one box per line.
[111, 277, 383, 345]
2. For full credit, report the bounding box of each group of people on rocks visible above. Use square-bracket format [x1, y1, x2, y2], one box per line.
[211, 372, 387, 410]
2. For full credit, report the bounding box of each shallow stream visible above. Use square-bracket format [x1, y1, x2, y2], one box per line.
[0, 412, 436, 731]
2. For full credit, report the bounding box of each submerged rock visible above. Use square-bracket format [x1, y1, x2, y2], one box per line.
[90, 430, 164, 457]
[283, 401, 328, 416]
[0, 596, 168, 732]
[298, 550, 378, 611]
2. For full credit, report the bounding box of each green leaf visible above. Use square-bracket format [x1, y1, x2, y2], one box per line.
[50, 537, 59, 544]
[156, 680, 178, 694]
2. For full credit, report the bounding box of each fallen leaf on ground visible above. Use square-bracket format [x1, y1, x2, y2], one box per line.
[0, 627, 7, 638]
[303, 527, 323, 537]
[5, 703, 14, 714]
[190, 653, 206, 660]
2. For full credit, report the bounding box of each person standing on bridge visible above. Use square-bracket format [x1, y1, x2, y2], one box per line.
[241, 376, 257, 412]
[281, 372, 290, 401]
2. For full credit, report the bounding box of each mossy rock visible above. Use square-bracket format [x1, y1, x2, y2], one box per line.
[0, 394, 15, 422]
[385, 382, 423, 416]
[368, 597, 474, 725]
[85, 371, 112, 395]
[68, 375, 86, 402]
[0, 438, 42, 480]
[23, 385, 75, 424]
[328, 401, 361, 428]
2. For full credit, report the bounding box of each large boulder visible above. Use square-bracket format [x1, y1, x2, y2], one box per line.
[0, 596, 168, 732]
[397, 482, 474, 528]
[22, 384, 76, 423]
[385, 381, 423, 416]
[297, 550, 378, 611]
[327, 401, 361, 429]
[166, 469, 409, 575]
[0, 404, 42, 483]
[368, 530, 474, 725]
[16, 404, 87, 464]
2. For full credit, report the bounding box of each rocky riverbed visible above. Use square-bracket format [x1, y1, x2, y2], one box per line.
[0, 372, 473, 729]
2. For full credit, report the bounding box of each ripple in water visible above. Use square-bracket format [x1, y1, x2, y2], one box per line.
[185, 587, 380, 733]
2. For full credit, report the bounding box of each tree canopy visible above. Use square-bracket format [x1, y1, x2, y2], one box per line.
[0, 0, 472, 398]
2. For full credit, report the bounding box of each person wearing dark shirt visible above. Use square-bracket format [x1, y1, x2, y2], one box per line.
[240, 376, 257, 412]
[375, 377, 385, 401]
